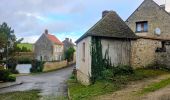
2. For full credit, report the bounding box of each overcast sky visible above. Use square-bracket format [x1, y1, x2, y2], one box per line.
[0, 0, 167, 43]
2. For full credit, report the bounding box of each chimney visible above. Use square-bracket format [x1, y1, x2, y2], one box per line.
[160, 4, 165, 10]
[45, 29, 48, 34]
[70, 39, 72, 43]
[102, 10, 110, 18]
[65, 38, 69, 41]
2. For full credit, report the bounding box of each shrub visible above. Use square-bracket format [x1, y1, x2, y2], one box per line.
[17, 57, 32, 64]
[0, 69, 16, 82]
[146, 63, 170, 71]
[30, 60, 44, 73]
[113, 65, 134, 76]
[101, 69, 113, 80]
[6, 75, 16, 82]
[7, 58, 19, 74]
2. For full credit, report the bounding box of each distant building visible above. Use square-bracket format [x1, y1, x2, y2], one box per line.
[62, 38, 75, 52]
[34, 29, 63, 61]
[62, 38, 76, 62]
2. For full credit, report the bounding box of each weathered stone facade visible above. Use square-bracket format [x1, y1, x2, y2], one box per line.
[126, 0, 170, 68]
[131, 38, 161, 68]
[156, 45, 170, 67]
[34, 30, 63, 61]
[126, 0, 170, 40]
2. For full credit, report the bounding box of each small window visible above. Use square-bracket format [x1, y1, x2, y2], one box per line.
[136, 21, 148, 32]
[82, 42, 85, 61]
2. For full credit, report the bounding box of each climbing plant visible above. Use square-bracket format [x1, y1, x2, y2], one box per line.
[91, 36, 112, 83]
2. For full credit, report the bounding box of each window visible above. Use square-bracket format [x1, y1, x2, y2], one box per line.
[136, 21, 148, 32]
[82, 43, 85, 61]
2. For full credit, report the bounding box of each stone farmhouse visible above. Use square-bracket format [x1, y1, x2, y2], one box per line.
[126, 0, 170, 68]
[76, 0, 170, 85]
[34, 29, 64, 61]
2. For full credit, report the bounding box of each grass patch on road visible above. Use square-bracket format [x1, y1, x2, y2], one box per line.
[138, 77, 170, 95]
[0, 90, 40, 100]
[68, 69, 169, 100]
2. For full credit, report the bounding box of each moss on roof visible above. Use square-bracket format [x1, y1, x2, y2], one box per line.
[76, 11, 137, 43]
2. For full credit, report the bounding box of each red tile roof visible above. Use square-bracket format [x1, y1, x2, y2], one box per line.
[47, 34, 63, 45]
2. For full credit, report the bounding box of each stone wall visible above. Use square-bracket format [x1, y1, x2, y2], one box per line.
[77, 69, 90, 85]
[156, 45, 170, 67]
[131, 38, 161, 68]
[43, 61, 67, 72]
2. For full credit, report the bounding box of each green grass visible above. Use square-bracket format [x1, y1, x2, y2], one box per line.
[68, 69, 169, 100]
[17, 43, 33, 51]
[68, 80, 120, 100]
[0, 90, 40, 100]
[41, 95, 68, 100]
[139, 78, 170, 95]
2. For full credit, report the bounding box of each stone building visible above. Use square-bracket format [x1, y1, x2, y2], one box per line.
[62, 38, 75, 52]
[126, 0, 170, 68]
[34, 29, 63, 61]
[75, 11, 137, 85]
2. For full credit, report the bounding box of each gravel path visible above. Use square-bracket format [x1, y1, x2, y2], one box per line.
[0, 65, 73, 97]
[95, 74, 170, 100]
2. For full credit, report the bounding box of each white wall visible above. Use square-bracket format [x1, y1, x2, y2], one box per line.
[101, 39, 131, 66]
[76, 36, 91, 76]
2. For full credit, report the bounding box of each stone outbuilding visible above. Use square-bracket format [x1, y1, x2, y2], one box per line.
[34, 29, 64, 61]
[75, 11, 137, 85]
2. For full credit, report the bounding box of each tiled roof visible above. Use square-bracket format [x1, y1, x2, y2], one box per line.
[47, 34, 63, 45]
[75, 11, 138, 43]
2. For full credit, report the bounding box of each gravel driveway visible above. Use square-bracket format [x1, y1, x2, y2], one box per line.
[0, 65, 73, 97]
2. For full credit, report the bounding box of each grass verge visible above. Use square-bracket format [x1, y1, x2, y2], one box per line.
[0, 90, 40, 100]
[138, 77, 170, 95]
[68, 69, 169, 100]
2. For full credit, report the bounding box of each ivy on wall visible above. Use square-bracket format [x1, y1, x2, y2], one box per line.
[91, 36, 112, 83]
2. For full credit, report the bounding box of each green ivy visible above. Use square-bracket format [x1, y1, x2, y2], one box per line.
[91, 37, 112, 83]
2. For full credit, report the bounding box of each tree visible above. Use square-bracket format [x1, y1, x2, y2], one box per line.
[64, 47, 75, 62]
[0, 22, 23, 67]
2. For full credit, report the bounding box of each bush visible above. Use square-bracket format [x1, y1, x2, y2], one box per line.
[0, 69, 16, 82]
[7, 58, 19, 74]
[17, 57, 32, 64]
[113, 65, 134, 76]
[101, 69, 113, 80]
[146, 63, 170, 71]
[6, 75, 16, 82]
[30, 60, 44, 73]
[99, 65, 134, 81]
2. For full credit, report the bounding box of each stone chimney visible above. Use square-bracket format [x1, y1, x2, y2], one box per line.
[102, 10, 110, 18]
[65, 38, 69, 41]
[70, 39, 72, 43]
[45, 29, 48, 34]
[160, 4, 165, 10]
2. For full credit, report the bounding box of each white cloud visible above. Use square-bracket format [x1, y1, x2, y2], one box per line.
[19, 35, 40, 43]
